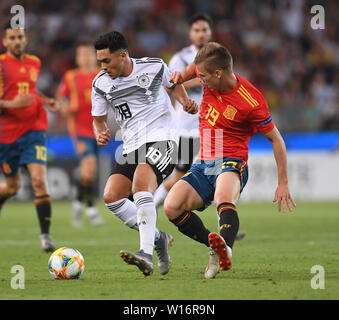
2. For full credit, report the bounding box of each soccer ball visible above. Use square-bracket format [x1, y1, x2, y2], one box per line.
[48, 247, 85, 280]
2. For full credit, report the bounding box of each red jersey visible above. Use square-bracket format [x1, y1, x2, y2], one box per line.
[198, 73, 275, 161]
[58, 68, 100, 138]
[0, 52, 47, 144]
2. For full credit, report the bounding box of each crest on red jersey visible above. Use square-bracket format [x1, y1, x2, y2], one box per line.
[223, 105, 237, 120]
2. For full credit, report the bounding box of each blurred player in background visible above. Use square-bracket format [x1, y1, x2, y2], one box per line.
[92, 31, 198, 277]
[153, 13, 246, 241]
[57, 42, 103, 227]
[153, 13, 211, 209]
[165, 42, 296, 279]
[0, 23, 59, 251]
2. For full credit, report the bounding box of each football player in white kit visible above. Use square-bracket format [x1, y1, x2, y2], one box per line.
[91, 31, 198, 277]
[153, 13, 212, 209]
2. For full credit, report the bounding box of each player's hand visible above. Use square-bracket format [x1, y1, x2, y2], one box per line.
[169, 71, 184, 85]
[46, 98, 60, 113]
[10, 93, 35, 108]
[42, 97, 60, 113]
[273, 183, 296, 213]
[96, 128, 111, 146]
[182, 99, 198, 114]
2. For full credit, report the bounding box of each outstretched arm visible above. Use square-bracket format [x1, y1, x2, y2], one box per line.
[169, 62, 197, 85]
[264, 126, 296, 212]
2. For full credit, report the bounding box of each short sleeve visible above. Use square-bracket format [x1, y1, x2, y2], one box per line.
[91, 85, 109, 117]
[248, 99, 275, 134]
[162, 60, 175, 89]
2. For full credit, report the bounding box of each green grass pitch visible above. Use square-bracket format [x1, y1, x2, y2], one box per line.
[0, 200, 338, 300]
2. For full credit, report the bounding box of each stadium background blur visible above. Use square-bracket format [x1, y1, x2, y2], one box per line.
[1, 0, 338, 201]
[1, 0, 338, 134]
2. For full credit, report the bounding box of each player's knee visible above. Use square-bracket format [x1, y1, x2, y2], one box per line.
[81, 176, 95, 187]
[30, 175, 47, 193]
[103, 190, 122, 204]
[7, 183, 20, 196]
[164, 196, 183, 220]
[31, 177, 45, 189]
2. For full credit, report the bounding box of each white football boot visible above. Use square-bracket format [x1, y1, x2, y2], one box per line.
[205, 248, 220, 279]
[71, 200, 83, 227]
[85, 207, 103, 226]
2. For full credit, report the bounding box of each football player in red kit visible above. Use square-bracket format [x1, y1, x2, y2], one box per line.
[57, 42, 103, 227]
[164, 42, 296, 279]
[0, 24, 59, 251]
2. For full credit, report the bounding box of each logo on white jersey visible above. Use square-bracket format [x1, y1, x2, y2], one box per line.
[137, 74, 150, 87]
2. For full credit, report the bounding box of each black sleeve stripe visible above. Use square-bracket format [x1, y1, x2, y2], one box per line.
[93, 85, 106, 96]
[135, 58, 162, 64]
[92, 71, 106, 88]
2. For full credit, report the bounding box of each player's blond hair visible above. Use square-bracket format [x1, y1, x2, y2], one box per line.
[194, 42, 233, 74]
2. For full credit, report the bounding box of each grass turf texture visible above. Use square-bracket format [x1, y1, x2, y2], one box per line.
[0, 200, 338, 300]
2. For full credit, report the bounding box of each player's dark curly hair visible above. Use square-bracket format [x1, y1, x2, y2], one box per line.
[94, 31, 128, 53]
[189, 13, 213, 27]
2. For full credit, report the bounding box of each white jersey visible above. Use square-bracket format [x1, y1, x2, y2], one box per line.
[92, 57, 178, 155]
[169, 44, 203, 138]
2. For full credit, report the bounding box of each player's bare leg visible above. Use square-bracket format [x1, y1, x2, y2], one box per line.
[154, 169, 185, 210]
[165, 180, 208, 246]
[0, 172, 21, 215]
[164, 169, 185, 191]
[103, 173, 132, 204]
[164, 180, 204, 220]
[26, 163, 55, 252]
[165, 180, 213, 245]
[165, 180, 222, 278]
[156, 169, 246, 241]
